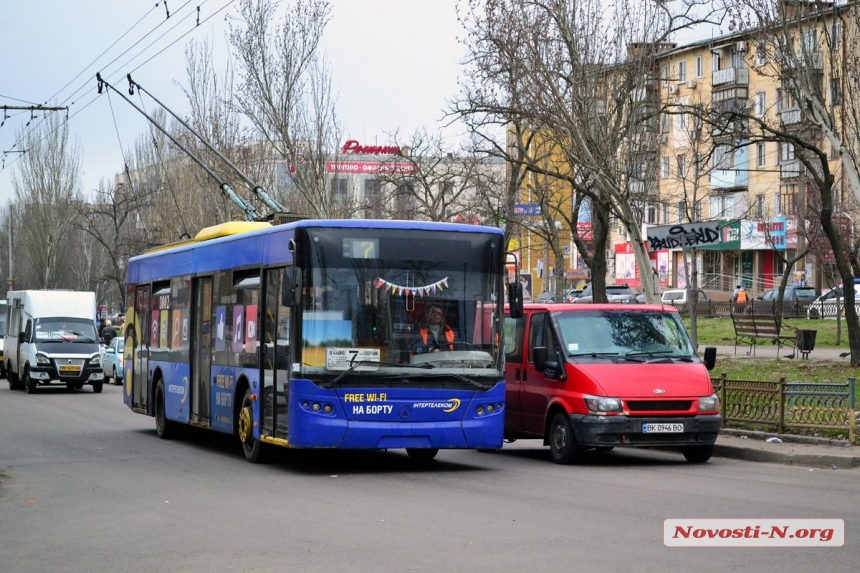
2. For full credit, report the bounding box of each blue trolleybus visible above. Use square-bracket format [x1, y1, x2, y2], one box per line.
[122, 219, 514, 462]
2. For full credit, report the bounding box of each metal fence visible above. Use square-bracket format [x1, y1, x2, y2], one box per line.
[711, 374, 856, 442]
[673, 300, 813, 319]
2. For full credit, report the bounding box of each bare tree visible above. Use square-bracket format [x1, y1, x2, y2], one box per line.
[456, 0, 726, 302]
[10, 112, 84, 289]
[229, 0, 344, 218]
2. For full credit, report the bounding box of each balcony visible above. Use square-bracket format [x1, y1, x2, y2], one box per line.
[711, 169, 748, 190]
[780, 108, 802, 126]
[712, 67, 749, 87]
[780, 161, 801, 179]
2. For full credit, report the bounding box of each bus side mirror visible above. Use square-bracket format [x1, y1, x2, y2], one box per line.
[281, 267, 302, 307]
[703, 346, 717, 371]
[508, 282, 523, 319]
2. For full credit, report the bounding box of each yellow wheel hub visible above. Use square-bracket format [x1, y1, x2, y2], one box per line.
[239, 405, 253, 443]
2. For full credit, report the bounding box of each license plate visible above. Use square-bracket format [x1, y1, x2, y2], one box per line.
[59, 365, 81, 373]
[643, 423, 684, 433]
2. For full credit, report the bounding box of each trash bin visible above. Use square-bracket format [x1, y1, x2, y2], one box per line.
[796, 329, 817, 359]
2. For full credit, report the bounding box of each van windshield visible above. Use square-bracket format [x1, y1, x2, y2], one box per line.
[35, 318, 97, 342]
[554, 310, 696, 357]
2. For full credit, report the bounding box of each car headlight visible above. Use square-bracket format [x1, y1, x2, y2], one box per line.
[36, 353, 51, 365]
[90, 354, 101, 367]
[699, 394, 719, 412]
[584, 395, 623, 413]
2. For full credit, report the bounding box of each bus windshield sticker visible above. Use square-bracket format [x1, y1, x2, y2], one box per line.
[326, 348, 381, 371]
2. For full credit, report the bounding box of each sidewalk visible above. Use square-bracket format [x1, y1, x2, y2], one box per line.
[709, 344, 850, 361]
[714, 429, 860, 469]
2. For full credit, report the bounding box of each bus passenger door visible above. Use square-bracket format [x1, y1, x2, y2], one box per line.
[132, 285, 150, 411]
[262, 269, 290, 439]
[191, 277, 213, 425]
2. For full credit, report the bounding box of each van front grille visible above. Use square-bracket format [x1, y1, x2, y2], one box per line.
[626, 400, 692, 411]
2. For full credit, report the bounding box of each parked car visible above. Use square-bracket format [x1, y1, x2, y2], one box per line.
[807, 282, 860, 319]
[102, 336, 124, 385]
[660, 289, 710, 306]
[756, 286, 820, 303]
[502, 302, 720, 464]
[571, 283, 636, 303]
[535, 291, 557, 303]
[563, 288, 583, 302]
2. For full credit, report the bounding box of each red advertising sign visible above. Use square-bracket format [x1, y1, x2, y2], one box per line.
[341, 140, 400, 155]
[325, 161, 416, 174]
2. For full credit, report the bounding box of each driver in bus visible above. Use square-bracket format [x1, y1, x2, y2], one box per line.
[413, 302, 456, 353]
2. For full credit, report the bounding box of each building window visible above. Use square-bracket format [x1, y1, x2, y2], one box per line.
[779, 192, 797, 215]
[660, 112, 670, 134]
[755, 195, 764, 218]
[677, 154, 687, 178]
[331, 177, 348, 203]
[661, 156, 670, 178]
[695, 56, 703, 78]
[693, 200, 702, 221]
[830, 77, 842, 105]
[364, 178, 383, 216]
[677, 60, 686, 82]
[831, 22, 841, 51]
[712, 145, 734, 170]
[662, 65, 669, 86]
[774, 193, 781, 216]
[662, 204, 670, 224]
[709, 194, 738, 219]
[754, 92, 766, 116]
[677, 201, 685, 223]
[755, 42, 767, 66]
[780, 142, 795, 162]
[646, 205, 656, 224]
[712, 52, 721, 72]
[756, 142, 766, 168]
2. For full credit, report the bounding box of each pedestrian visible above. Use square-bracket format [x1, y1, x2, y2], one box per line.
[102, 319, 118, 345]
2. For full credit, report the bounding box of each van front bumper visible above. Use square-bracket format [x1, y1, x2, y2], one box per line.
[569, 414, 722, 448]
[28, 365, 104, 384]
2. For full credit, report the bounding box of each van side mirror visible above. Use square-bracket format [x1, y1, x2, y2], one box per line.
[507, 282, 523, 319]
[533, 346, 566, 380]
[533, 346, 548, 371]
[281, 266, 302, 307]
[703, 346, 717, 371]
[18, 331, 25, 344]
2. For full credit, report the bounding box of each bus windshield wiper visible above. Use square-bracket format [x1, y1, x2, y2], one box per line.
[448, 373, 492, 390]
[324, 359, 433, 388]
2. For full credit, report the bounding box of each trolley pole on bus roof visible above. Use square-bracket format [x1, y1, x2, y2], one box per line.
[95, 73, 262, 222]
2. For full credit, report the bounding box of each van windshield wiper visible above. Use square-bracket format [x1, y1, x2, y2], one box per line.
[568, 351, 620, 358]
[68, 331, 96, 343]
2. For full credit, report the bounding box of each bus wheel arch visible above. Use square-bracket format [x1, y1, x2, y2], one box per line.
[235, 377, 268, 463]
[154, 376, 177, 439]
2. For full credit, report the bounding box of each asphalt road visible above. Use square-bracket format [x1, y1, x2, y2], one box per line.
[1, 384, 857, 573]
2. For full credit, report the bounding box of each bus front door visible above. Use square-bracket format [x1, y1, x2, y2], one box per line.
[132, 285, 150, 411]
[262, 269, 290, 439]
[191, 277, 213, 425]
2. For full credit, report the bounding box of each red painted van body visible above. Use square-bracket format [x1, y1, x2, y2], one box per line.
[503, 303, 720, 464]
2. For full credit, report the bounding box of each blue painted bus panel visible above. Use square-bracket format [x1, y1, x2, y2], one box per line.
[210, 365, 259, 434]
[286, 378, 505, 449]
[150, 360, 192, 424]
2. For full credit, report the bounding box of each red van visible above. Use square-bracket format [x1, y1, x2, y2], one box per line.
[503, 303, 720, 464]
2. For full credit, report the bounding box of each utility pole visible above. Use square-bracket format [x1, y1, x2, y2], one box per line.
[7, 203, 13, 295]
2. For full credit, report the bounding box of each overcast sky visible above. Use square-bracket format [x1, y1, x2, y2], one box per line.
[0, 0, 469, 205]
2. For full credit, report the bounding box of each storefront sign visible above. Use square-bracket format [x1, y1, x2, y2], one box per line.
[325, 161, 416, 174]
[341, 140, 401, 155]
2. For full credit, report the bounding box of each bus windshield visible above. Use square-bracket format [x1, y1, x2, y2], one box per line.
[299, 227, 504, 386]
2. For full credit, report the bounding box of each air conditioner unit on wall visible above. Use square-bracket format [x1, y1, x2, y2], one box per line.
[668, 84, 678, 95]
[686, 79, 697, 89]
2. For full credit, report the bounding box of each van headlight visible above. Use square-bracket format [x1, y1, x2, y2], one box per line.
[699, 394, 719, 412]
[90, 354, 101, 367]
[584, 395, 623, 412]
[36, 353, 51, 365]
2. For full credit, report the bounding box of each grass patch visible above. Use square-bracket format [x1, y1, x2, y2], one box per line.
[684, 316, 854, 349]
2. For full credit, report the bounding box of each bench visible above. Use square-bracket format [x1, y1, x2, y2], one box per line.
[731, 314, 797, 357]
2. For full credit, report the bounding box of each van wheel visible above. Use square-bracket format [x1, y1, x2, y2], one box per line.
[25, 370, 37, 394]
[549, 413, 582, 464]
[238, 387, 268, 463]
[682, 444, 714, 463]
[155, 380, 176, 439]
[406, 448, 439, 462]
[8, 368, 19, 389]
[92, 381, 103, 394]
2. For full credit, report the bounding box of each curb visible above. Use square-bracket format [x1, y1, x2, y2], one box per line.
[714, 430, 860, 468]
[712, 443, 860, 469]
[719, 428, 856, 447]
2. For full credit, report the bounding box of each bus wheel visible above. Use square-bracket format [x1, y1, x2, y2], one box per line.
[25, 369, 37, 394]
[549, 413, 582, 465]
[406, 448, 439, 462]
[155, 380, 176, 439]
[238, 388, 268, 463]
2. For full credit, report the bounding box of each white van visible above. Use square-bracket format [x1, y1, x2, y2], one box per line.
[5, 290, 104, 393]
[0, 299, 7, 378]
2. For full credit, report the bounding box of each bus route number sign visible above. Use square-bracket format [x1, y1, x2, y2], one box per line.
[326, 348, 381, 371]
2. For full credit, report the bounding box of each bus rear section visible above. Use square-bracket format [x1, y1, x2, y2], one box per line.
[123, 220, 508, 462]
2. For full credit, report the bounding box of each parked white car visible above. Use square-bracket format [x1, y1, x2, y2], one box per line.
[807, 285, 860, 319]
[660, 289, 709, 306]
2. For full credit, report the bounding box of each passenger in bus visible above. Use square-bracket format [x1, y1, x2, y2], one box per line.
[412, 302, 456, 353]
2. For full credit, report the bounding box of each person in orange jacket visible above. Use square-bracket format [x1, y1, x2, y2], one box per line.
[414, 302, 456, 353]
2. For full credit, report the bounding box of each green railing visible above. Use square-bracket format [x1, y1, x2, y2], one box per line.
[711, 374, 856, 443]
